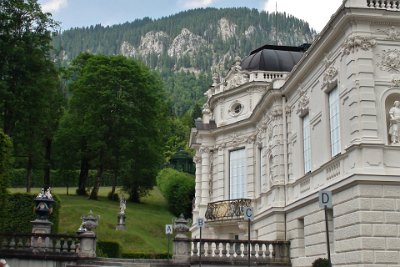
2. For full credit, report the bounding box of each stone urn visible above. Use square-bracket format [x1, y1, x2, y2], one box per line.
[33, 188, 54, 220]
[81, 210, 99, 232]
[173, 214, 190, 239]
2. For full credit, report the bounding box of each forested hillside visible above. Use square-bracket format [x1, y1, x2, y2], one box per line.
[53, 7, 316, 116]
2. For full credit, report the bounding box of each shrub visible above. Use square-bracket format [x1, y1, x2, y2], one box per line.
[156, 168, 194, 218]
[9, 169, 122, 188]
[0, 130, 12, 231]
[97, 241, 121, 258]
[312, 258, 330, 267]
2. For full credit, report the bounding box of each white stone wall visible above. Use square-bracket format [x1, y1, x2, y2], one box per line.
[286, 181, 400, 267]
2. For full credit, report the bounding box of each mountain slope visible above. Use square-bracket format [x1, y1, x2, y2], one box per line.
[53, 7, 316, 116]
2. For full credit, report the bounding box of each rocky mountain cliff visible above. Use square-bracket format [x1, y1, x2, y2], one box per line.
[53, 7, 316, 116]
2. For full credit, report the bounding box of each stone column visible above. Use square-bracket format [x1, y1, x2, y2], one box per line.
[199, 147, 210, 218]
[193, 153, 202, 223]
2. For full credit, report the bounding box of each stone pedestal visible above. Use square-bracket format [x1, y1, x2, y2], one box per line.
[31, 219, 53, 248]
[78, 231, 96, 258]
[116, 212, 126, 230]
[31, 219, 53, 234]
[172, 214, 191, 264]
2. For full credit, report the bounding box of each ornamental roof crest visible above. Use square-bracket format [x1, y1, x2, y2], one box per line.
[224, 56, 249, 90]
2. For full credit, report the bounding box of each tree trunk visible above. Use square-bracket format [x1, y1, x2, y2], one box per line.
[43, 137, 52, 187]
[129, 185, 140, 203]
[110, 167, 118, 200]
[26, 154, 33, 193]
[77, 156, 89, 195]
[89, 163, 103, 200]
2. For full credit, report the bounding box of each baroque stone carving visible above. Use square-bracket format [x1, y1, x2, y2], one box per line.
[323, 65, 338, 87]
[202, 103, 211, 115]
[225, 56, 248, 90]
[342, 35, 376, 55]
[193, 155, 202, 164]
[378, 49, 400, 72]
[391, 76, 400, 87]
[296, 88, 309, 115]
[199, 146, 210, 154]
[377, 26, 400, 40]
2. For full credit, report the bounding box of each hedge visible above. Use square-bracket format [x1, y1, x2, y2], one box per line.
[121, 252, 169, 259]
[9, 169, 122, 188]
[0, 193, 60, 234]
[97, 241, 121, 258]
[156, 168, 195, 218]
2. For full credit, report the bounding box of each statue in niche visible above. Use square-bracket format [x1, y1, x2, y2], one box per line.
[389, 100, 400, 144]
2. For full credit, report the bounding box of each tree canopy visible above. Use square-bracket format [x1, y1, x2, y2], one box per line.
[0, 0, 63, 191]
[57, 53, 169, 201]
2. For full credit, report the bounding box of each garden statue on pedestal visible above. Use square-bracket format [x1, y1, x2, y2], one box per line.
[116, 196, 126, 230]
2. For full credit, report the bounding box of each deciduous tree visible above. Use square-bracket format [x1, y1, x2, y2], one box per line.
[0, 0, 63, 191]
[60, 54, 168, 201]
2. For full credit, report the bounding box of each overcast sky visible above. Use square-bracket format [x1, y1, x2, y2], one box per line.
[38, 0, 343, 32]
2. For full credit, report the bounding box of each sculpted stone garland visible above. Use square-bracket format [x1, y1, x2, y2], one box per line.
[342, 35, 376, 55]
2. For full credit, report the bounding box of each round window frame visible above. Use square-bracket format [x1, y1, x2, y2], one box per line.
[229, 101, 244, 117]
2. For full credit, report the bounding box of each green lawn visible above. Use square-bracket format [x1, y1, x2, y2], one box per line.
[9, 186, 175, 255]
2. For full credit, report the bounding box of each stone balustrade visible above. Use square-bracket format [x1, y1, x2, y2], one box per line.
[189, 238, 290, 265]
[367, 0, 400, 9]
[0, 232, 94, 259]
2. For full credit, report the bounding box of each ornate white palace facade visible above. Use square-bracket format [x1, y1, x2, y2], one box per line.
[189, 0, 400, 266]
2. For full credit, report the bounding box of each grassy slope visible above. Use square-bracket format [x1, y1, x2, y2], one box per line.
[9, 187, 175, 255]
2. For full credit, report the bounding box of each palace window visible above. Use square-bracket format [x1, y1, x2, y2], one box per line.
[229, 148, 246, 199]
[328, 87, 341, 156]
[303, 113, 311, 173]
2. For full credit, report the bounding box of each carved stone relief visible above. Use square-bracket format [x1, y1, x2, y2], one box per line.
[296, 88, 310, 116]
[209, 151, 214, 197]
[391, 76, 400, 87]
[377, 26, 400, 40]
[342, 35, 376, 55]
[378, 49, 400, 72]
[193, 155, 202, 164]
[323, 65, 338, 88]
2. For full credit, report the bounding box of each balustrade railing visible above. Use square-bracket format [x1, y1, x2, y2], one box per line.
[189, 238, 290, 264]
[367, 0, 400, 9]
[205, 199, 251, 221]
[0, 232, 82, 259]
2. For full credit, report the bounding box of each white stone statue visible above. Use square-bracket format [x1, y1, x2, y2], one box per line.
[389, 100, 400, 144]
[119, 196, 126, 214]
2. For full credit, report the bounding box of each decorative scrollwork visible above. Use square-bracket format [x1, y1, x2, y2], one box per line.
[378, 49, 400, 72]
[205, 199, 252, 221]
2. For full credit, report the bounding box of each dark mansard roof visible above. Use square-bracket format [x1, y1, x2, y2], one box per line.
[240, 43, 310, 72]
